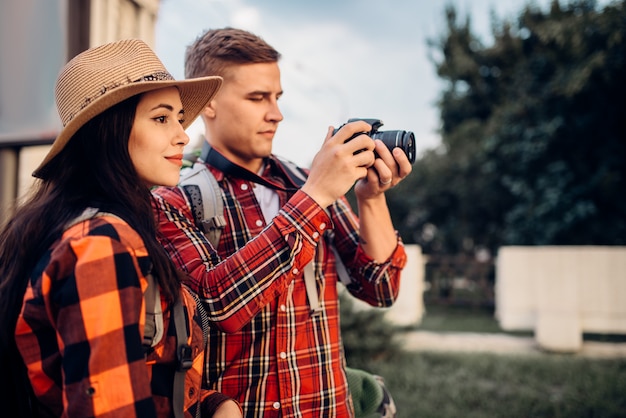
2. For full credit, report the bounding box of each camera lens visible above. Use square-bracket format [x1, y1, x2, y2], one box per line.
[371, 130, 416, 164]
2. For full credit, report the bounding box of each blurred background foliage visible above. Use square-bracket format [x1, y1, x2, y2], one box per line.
[383, 0, 625, 259]
[341, 4, 626, 416]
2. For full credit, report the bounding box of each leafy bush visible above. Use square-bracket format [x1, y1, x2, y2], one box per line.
[339, 290, 403, 367]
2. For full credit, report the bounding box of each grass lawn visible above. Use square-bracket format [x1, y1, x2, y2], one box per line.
[350, 350, 626, 418]
[414, 304, 503, 333]
[342, 300, 626, 417]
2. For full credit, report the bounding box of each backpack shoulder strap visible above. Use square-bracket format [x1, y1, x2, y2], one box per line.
[142, 273, 163, 349]
[273, 156, 355, 312]
[63, 207, 101, 229]
[179, 163, 226, 248]
[172, 295, 192, 418]
[274, 155, 308, 187]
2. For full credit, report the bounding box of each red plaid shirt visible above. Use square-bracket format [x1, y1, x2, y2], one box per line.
[152, 156, 407, 418]
[15, 215, 229, 417]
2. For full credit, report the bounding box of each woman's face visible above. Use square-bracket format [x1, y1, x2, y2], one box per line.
[128, 86, 189, 187]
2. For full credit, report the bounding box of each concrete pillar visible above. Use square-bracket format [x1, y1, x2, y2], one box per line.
[384, 244, 424, 326]
[577, 247, 626, 332]
[348, 244, 424, 327]
[533, 248, 582, 352]
[0, 148, 18, 223]
[496, 246, 626, 353]
[495, 247, 536, 331]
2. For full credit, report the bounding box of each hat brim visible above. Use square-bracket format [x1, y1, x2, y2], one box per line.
[33, 75, 222, 178]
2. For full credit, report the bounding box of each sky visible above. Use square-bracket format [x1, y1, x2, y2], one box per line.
[154, 0, 594, 167]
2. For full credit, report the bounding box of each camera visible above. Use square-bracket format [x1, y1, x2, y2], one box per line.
[333, 118, 416, 164]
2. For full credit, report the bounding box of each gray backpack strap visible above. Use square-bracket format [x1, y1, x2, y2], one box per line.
[302, 219, 322, 316]
[304, 263, 322, 316]
[303, 245, 350, 316]
[323, 230, 353, 286]
[332, 246, 353, 286]
[179, 163, 226, 248]
[172, 295, 192, 418]
[276, 156, 308, 186]
[274, 157, 355, 311]
[63, 207, 101, 229]
[142, 273, 163, 349]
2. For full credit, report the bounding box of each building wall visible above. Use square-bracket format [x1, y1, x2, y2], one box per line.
[90, 0, 160, 48]
[3, 0, 161, 222]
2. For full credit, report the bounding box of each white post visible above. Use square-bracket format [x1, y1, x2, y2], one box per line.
[384, 244, 424, 326]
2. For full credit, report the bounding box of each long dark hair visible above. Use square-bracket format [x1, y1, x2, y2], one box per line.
[0, 94, 181, 351]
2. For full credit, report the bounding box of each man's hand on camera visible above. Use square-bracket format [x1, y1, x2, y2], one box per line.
[301, 120, 376, 208]
[354, 139, 412, 200]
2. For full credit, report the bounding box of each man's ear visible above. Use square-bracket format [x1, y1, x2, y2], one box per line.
[202, 100, 216, 119]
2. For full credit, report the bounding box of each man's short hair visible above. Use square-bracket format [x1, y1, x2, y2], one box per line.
[185, 27, 281, 80]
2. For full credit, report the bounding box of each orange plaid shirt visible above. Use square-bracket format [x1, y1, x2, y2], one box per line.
[15, 215, 230, 417]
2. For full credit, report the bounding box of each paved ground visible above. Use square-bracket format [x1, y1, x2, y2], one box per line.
[401, 330, 626, 358]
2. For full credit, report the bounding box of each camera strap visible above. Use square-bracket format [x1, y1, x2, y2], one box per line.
[201, 144, 303, 192]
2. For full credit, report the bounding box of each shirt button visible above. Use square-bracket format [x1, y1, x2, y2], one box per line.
[255, 219, 263, 227]
[280, 304, 286, 312]
[312, 232, 319, 239]
[241, 183, 249, 191]
[319, 222, 326, 230]
[279, 352, 287, 359]
[292, 268, 299, 275]
[273, 402, 281, 410]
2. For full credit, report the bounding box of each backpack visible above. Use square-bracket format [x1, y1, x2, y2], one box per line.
[178, 160, 226, 249]
[179, 146, 396, 417]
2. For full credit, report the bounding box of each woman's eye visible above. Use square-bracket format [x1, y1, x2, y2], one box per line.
[154, 116, 167, 123]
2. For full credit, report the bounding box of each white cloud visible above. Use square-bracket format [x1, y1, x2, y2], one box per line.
[231, 6, 261, 29]
[156, 0, 608, 167]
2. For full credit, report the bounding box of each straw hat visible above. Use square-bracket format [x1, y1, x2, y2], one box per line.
[33, 39, 222, 178]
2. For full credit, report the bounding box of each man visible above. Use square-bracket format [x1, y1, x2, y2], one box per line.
[152, 27, 411, 417]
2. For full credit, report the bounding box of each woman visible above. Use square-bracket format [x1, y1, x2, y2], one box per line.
[0, 39, 241, 417]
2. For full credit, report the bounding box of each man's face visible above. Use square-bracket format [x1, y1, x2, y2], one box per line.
[203, 62, 283, 172]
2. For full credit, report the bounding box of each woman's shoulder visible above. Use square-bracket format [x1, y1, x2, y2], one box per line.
[63, 213, 140, 241]
[59, 213, 148, 260]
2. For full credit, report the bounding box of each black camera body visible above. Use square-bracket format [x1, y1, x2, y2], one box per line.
[333, 118, 416, 164]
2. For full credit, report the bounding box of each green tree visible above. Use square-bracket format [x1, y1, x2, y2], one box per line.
[389, 0, 626, 255]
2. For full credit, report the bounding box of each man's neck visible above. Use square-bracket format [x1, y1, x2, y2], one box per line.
[205, 143, 265, 173]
